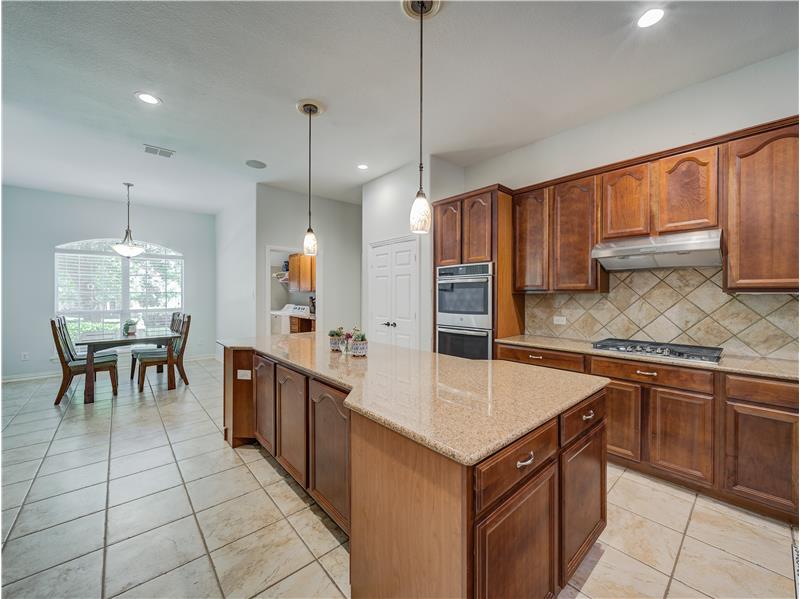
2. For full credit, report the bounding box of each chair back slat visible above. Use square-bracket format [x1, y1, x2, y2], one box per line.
[50, 319, 71, 367]
[175, 315, 191, 357]
[170, 312, 182, 333]
[58, 316, 80, 360]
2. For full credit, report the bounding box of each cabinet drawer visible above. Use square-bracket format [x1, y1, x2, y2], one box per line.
[495, 344, 584, 373]
[474, 419, 558, 514]
[724, 375, 798, 410]
[560, 391, 606, 448]
[590, 356, 713, 394]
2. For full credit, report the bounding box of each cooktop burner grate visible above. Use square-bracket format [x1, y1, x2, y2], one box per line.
[592, 338, 722, 363]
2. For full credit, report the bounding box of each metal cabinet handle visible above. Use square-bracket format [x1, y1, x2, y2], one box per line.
[528, 354, 543, 360]
[516, 452, 535, 468]
[635, 370, 658, 376]
[582, 410, 595, 421]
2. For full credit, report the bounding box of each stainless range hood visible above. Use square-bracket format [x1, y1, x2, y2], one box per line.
[591, 229, 722, 271]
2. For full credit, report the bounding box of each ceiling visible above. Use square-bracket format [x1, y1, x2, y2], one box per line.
[3, 1, 797, 213]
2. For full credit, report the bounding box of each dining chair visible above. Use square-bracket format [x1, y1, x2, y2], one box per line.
[57, 316, 118, 360]
[136, 315, 191, 392]
[129, 312, 182, 378]
[50, 318, 118, 405]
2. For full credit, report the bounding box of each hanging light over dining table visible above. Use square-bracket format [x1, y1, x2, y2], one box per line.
[112, 182, 145, 258]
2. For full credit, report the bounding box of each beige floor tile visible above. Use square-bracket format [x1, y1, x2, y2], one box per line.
[186, 465, 260, 511]
[606, 463, 625, 489]
[210, 519, 314, 598]
[2, 459, 41, 485]
[1, 549, 102, 599]
[1, 511, 105, 585]
[25, 460, 107, 502]
[109, 445, 175, 479]
[288, 504, 347, 557]
[319, 544, 351, 598]
[196, 489, 283, 551]
[266, 477, 315, 516]
[116, 556, 222, 598]
[167, 420, 220, 444]
[10, 482, 106, 539]
[599, 504, 683, 574]
[557, 585, 590, 599]
[108, 462, 182, 507]
[570, 542, 669, 599]
[2, 507, 19, 541]
[608, 476, 694, 532]
[249, 455, 289, 487]
[674, 536, 794, 599]
[2, 479, 32, 509]
[38, 445, 107, 476]
[171, 431, 229, 461]
[54, 417, 110, 440]
[107, 485, 193, 544]
[235, 444, 267, 463]
[47, 431, 108, 456]
[3, 443, 49, 467]
[619, 470, 697, 501]
[104, 516, 206, 597]
[666, 579, 711, 598]
[261, 561, 343, 598]
[3, 428, 55, 449]
[110, 430, 169, 459]
[178, 447, 243, 482]
[3, 419, 59, 437]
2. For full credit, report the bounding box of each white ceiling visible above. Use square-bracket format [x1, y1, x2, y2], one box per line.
[3, 1, 797, 213]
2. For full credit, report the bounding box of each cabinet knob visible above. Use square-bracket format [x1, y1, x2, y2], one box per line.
[582, 410, 595, 421]
[516, 452, 535, 469]
[635, 370, 658, 377]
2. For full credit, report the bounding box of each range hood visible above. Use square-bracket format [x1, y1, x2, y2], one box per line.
[591, 229, 722, 271]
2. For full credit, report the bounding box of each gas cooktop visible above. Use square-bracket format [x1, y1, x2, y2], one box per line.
[592, 338, 722, 363]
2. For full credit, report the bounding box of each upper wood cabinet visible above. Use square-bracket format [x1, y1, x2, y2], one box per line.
[552, 176, 600, 291]
[434, 200, 462, 266]
[276, 365, 308, 487]
[656, 146, 718, 234]
[513, 189, 550, 291]
[601, 164, 651, 239]
[462, 193, 493, 263]
[288, 253, 316, 293]
[253, 354, 276, 456]
[724, 125, 799, 291]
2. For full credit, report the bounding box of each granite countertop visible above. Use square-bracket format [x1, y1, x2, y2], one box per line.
[217, 334, 609, 466]
[496, 335, 799, 382]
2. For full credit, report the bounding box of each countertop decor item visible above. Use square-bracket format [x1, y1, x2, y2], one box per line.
[329, 326, 344, 351]
[122, 319, 138, 336]
[351, 329, 368, 357]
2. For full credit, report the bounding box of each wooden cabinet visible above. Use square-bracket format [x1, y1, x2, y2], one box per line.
[474, 462, 559, 599]
[560, 421, 606, 586]
[601, 164, 651, 239]
[253, 354, 276, 455]
[552, 176, 601, 291]
[724, 125, 799, 290]
[289, 317, 314, 334]
[656, 146, 718, 233]
[308, 381, 351, 532]
[275, 365, 308, 486]
[462, 193, 493, 263]
[513, 189, 550, 291]
[604, 381, 642, 462]
[288, 253, 316, 292]
[495, 343, 584, 373]
[434, 200, 462, 266]
[649, 387, 714, 486]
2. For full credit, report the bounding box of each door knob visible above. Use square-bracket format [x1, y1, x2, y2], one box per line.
[382, 321, 391, 326]
[390, 322, 397, 327]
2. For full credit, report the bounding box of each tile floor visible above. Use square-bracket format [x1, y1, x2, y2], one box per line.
[1, 361, 796, 598]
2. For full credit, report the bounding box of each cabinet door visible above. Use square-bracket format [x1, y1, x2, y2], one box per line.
[513, 189, 550, 291]
[649, 387, 714, 486]
[725, 400, 798, 513]
[560, 422, 606, 586]
[276, 365, 308, 487]
[462, 193, 493, 263]
[253, 355, 276, 455]
[606, 380, 642, 462]
[434, 201, 462, 266]
[553, 176, 599, 290]
[601, 164, 650, 239]
[725, 125, 799, 290]
[308, 381, 350, 532]
[299, 255, 315, 292]
[288, 253, 300, 293]
[475, 462, 558, 599]
[656, 147, 718, 233]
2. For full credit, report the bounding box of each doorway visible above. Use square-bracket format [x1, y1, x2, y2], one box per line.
[267, 247, 316, 336]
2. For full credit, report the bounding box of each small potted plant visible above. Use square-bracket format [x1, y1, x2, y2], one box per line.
[351, 329, 368, 357]
[123, 319, 138, 336]
[328, 327, 344, 351]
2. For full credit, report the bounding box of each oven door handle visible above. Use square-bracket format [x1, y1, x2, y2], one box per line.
[437, 277, 491, 284]
[437, 326, 490, 337]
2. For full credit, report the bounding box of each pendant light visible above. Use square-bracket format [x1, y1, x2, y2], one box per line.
[409, 0, 432, 234]
[112, 183, 145, 258]
[301, 102, 319, 256]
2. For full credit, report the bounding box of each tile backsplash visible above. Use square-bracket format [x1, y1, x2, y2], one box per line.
[525, 267, 798, 359]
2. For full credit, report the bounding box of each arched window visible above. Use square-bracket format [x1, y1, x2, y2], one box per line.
[55, 239, 183, 338]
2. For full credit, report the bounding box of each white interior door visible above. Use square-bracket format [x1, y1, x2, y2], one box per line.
[368, 238, 419, 349]
[368, 244, 393, 345]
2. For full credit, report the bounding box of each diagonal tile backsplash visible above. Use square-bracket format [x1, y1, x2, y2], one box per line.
[525, 267, 798, 359]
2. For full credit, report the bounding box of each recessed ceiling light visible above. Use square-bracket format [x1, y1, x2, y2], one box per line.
[135, 92, 162, 105]
[637, 8, 664, 28]
[246, 160, 267, 169]
[357, 164, 369, 170]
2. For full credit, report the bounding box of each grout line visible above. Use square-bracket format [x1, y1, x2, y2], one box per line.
[99, 382, 116, 599]
[663, 493, 698, 598]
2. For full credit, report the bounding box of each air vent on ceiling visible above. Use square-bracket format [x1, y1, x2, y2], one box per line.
[143, 144, 175, 158]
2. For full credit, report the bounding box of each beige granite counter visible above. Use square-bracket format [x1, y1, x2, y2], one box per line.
[217, 334, 609, 466]
[496, 335, 799, 381]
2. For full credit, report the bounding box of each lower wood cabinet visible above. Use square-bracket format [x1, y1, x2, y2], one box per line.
[605, 380, 642, 462]
[275, 365, 308, 486]
[475, 461, 559, 599]
[253, 354, 276, 455]
[308, 380, 350, 533]
[560, 422, 607, 586]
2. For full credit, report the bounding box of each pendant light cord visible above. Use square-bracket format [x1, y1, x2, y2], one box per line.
[418, 1, 424, 192]
[125, 183, 132, 230]
[308, 109, 312, 229]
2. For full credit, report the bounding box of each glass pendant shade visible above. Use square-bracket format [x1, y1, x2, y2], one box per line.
[112, 229, 145, 257]
[303, 227, 318, 256]
[409, 190, 432, 234]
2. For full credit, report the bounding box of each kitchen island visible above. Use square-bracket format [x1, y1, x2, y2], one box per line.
[219, 333, 609, 598]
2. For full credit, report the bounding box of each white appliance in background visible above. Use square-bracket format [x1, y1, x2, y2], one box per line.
[368, 238, 419, 349]
[270, 304, 312, 335]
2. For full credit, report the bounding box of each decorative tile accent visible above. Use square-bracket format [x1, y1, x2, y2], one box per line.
[524, 267, 798, 358]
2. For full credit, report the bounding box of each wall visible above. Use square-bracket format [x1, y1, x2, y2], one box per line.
[3, 185, 217, 379]
[256, 184, 361, 337]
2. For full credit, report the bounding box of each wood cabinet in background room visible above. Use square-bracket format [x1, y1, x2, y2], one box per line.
[253, 354, 276, 455]
[275, 365, 308, 486]
[601, 163, 651, 239]
[288, 253, 316, 293]
[513, 188, 550, 291]
[724, 124, 799, 291]
[655, 146, 718, 233]
[434, 200, 462, 266]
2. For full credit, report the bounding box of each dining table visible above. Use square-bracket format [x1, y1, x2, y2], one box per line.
[76, 328, 181, 403]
